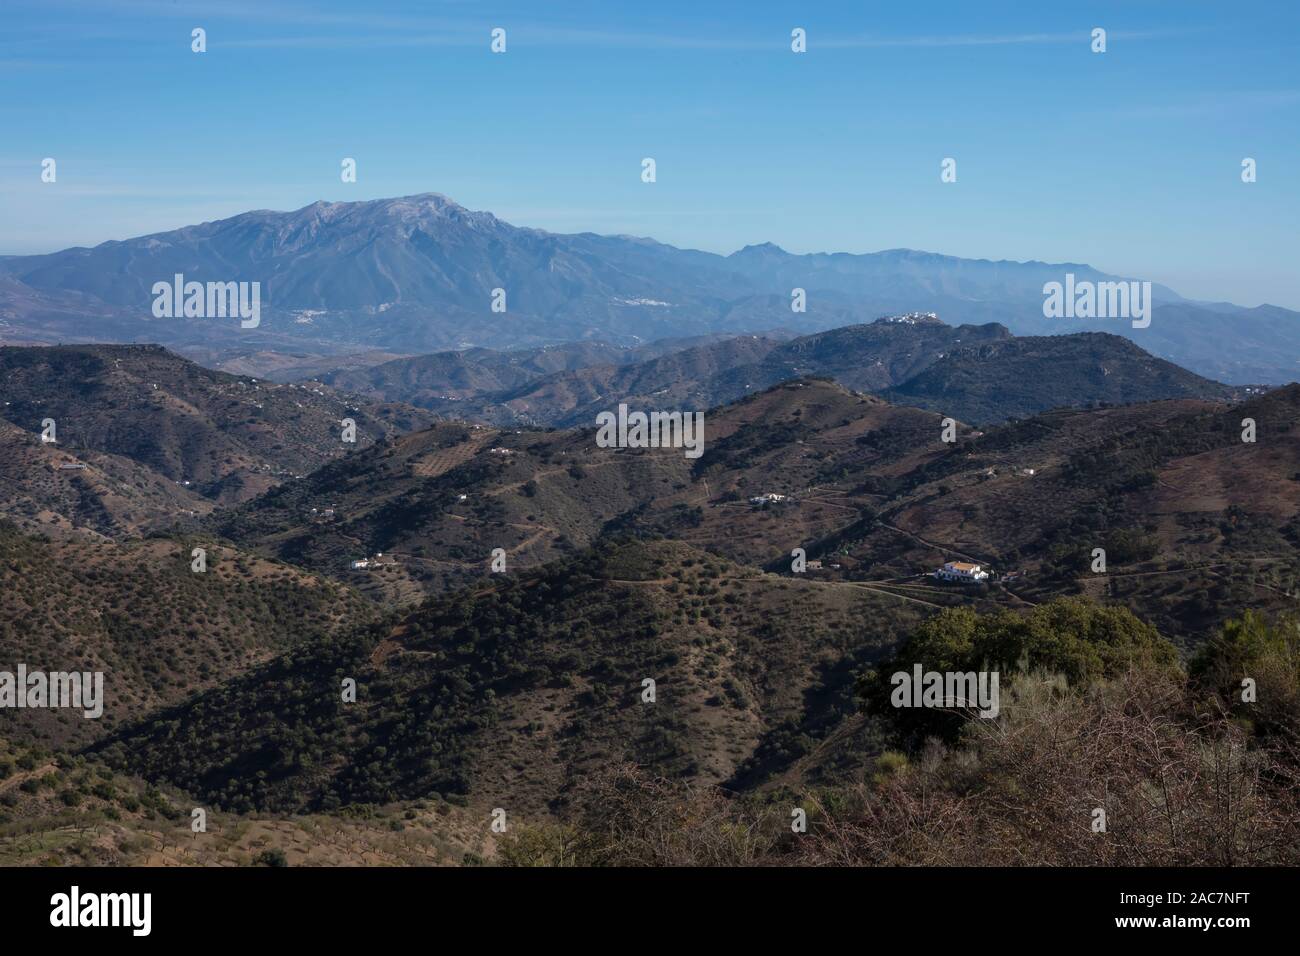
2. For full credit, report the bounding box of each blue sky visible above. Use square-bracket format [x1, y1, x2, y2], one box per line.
[3, 0, 1298, 308]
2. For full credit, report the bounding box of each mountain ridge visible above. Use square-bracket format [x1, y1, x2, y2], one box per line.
[311, 318, 1239, 429]
[4, 192, 1295, 383]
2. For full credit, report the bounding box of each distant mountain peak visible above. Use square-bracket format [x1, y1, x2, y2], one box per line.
[331, 191, 488, 217]
[302, 192, 461, 212]
[729, 241, 790, 258]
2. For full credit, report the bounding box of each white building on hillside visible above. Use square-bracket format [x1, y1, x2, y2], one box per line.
[935, 561, 989, 583]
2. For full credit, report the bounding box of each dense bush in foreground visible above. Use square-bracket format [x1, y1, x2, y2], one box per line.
[497, 608, 1300, 866]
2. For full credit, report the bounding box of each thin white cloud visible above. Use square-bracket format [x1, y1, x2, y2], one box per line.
[223, 32, 479, 49]
[1104, 89, 1300, 119]
[818, 29, 1169, 49]
[17, 0, 473, 31]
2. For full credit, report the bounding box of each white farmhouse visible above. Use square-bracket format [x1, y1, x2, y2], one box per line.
[934, 561, 989, 583]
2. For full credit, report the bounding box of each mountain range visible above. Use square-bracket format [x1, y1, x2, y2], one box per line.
[2, 193, 1296, 384]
